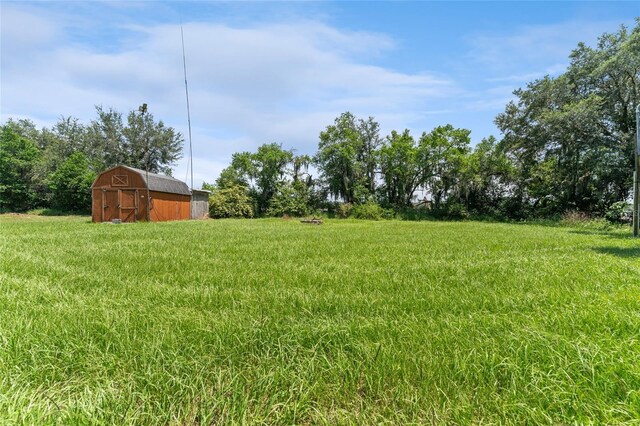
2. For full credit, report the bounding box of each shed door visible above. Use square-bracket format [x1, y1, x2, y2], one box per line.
[102, 190, 119, 222]
[119, 190, 138, 222]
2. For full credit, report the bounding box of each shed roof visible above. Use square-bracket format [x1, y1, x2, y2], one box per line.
[119, 166, 191, 195]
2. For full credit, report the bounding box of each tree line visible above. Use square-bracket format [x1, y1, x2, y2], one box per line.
[1, 20, 638, 221]
[207, 21, 639, 221]
[0, 107, 183, 212]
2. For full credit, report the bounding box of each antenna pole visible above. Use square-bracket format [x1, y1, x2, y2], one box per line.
[181, 24, 194, 190]
[139, 103, 150, 222]
[634, 104, 640, 237]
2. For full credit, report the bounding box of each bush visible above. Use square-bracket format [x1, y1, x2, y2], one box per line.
[605, 201, 632, 224]
[432, 201, 469, 220]
[396, 207, 433, 221]
[336, 203, 353, 218]
[351, 201, 389, 220]
[445, 202, 470, 220]
[209, 185, 254, 219]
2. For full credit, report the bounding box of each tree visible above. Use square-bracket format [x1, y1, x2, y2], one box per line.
[47, 152, 96, 212]
[215, 166, 249, 189]
[86, 106, 125, 171]
[357, 116, 382, 196]
[0, 126, 40, 211]
[495, 20, 640, 216]
[267, 180, 311, 217]
[315, 112, 381, 204]
[229, 143, 293, 215]
[418, 125, 472, 210]
[379, 129, 421, 207]
[87, 106, 183, 174]
[462, 136, 515, 216]
[122, 108, 183, 174]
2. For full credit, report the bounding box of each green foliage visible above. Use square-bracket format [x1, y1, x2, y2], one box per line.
[418, 125, 472, 210]
[229, 143, 294, 215]
[351, 200, 389, 220]
[378, 129, 420, 207]
[315, 112, 381, 204]
[208, 185, 254, 219]
[336, 202, 353, 218]
[605, 201, 632, 224]
[267, 181, 310, 217]
[495, 21, 640, 216]
[87, 105, 183, 174]
[201, 181, 216, 192]
[0, 126, 40, 211]
[2, 105, 183, 213]
[47, 152, 96, 212]
[215, 166, 248, 189]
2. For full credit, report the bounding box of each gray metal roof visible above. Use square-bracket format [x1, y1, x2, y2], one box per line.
[122, 166, 191, 195]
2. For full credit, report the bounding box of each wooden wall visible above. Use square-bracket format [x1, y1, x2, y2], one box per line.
[149, 191, 191, 222]
[91, 166, 190, 222]
[190, 191, 210, 219]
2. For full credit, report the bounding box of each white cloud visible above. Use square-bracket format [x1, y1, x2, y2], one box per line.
[468, 19, 632, 74]
[0, 5, 59, 60]
[3, 4, 634, 188]
[1, 7, 457, 187]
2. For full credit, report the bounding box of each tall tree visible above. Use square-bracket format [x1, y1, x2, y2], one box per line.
[315, 112, 381, 203]
[462, 136, 515, 216]
[0, 126, 40, 211]
[495, 20, 640, 215]
[418, 125, 472, 209]
[230, 143, 294, 215]
[86, 106, 125, 171]
[87, 106, 183, 174]
[47, 152, 96, 212]
[122, 108, 183, 175]
[379, 129, 421, 207]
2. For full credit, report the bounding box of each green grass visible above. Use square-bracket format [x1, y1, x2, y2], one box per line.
[1, 215, 639, 424]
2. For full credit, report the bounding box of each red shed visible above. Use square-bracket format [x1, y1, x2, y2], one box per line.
[91, 165, 191, 222]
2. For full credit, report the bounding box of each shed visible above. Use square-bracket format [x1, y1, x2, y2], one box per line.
[91, 165, 191, 222]
[190, 189, 210, 219]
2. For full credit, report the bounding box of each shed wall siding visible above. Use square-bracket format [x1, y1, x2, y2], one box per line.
[91, 166, 190, 222]
[149, 191, 191, 221]
[190, 192, 209, 219]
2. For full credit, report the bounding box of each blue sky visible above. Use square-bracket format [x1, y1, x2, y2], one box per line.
[1, 1, 638, 186]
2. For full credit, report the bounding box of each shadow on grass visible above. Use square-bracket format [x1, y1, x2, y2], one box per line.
[593, 246, 640, 258]
[568, 229, 632, 240]
[29, 208, 89, 216]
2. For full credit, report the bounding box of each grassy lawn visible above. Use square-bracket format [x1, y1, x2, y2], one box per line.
[1, 215, 639, 424]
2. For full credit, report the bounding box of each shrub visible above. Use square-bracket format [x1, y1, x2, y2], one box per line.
[605, 201, 632, 224]
[351, 201, 388, 220]
[444, 202, 470, 220]
[209, 185, 254, 219]
[336, 203, 352, 218]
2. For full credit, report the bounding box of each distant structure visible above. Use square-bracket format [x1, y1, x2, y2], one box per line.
[91, 165, 208, 222]
[190, 189, 210, 219]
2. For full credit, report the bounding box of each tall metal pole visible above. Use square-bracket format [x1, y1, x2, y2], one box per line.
[181, 25, 194, 191]
[140, 103, 151, 222]
[635, 104, 640, 237]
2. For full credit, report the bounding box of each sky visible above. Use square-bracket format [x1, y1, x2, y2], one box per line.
[1, 1, 638, 187]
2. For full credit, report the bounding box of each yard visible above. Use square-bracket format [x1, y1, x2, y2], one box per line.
[1, 215, 639, 424]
